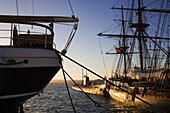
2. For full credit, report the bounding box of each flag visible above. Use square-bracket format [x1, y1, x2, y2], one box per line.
[115, 48, 125, 54]
[104, 76, 107, 80]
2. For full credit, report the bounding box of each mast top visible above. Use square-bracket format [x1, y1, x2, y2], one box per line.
[0, 15, 79, 23]
[111, 7, 170, 14]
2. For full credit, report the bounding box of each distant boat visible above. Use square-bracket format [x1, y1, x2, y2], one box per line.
[72, 69, 109, 96]
[72, 75, 109, 96]
[98, 0, 170, 112]
[0, 15, 78, 112]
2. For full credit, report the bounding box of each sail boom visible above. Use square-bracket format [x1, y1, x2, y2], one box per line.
[98, 33, 170, 40]
[0, 15, 79, 23]
[106, 52, 139, 54]
[112, 7, 170, 13]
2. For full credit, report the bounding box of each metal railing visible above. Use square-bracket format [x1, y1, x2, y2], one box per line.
[0, 27, 56, 49]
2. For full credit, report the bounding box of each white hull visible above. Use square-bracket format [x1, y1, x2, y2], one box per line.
[0, 47, 60, 68]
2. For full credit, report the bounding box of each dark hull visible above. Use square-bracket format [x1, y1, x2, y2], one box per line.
[0, 67, 60, 112]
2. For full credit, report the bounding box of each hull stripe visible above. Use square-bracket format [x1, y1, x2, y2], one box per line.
[0, 91, 40, 99]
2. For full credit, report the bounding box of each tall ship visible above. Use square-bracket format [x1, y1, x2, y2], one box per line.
[98, 0, 170, 112]
[0, 15, 78, 112]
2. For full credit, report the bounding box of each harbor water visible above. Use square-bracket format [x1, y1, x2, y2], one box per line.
[24, 83, 156, 113]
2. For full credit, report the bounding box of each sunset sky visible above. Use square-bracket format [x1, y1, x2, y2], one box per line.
[0, 0, 165, 80]
[0, 0, 115, 80]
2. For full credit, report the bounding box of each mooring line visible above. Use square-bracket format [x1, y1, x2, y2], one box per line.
[62, 69, 102, 108]
[55, 50, 166, 113]
[61, 62, 76, 113]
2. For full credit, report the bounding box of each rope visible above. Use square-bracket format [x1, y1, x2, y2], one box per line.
[61, 23, 78, 55]
[61, 62, 76, 113]
[98, 37, 108, 77]
[15, 0, 20, 33]
[32, 0, 34, 16]
[61, 0, 78, 55]
[67, 0, 75, 16]
[16, 0, 19, 16]
[62, 68, 102, 108]
[144, 31, 168, 55]
[54, 50, 166, 113]
[64, 28, 76, 50]
[31, 0, 35, 29]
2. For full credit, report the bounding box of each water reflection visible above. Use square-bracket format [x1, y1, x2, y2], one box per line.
[24, 83, 156, 113]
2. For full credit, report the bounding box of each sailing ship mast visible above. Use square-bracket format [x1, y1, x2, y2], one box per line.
[96, 1, 170, 112]
[98, 0, 170, 73]
[136, 0, 144, 70]
[121, 6, 127, 76]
